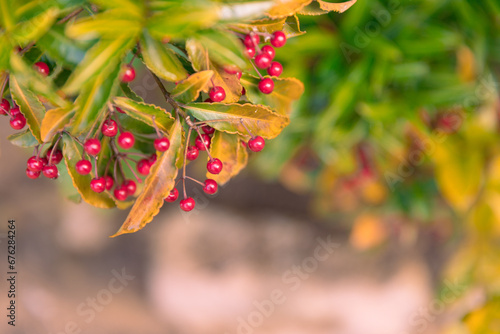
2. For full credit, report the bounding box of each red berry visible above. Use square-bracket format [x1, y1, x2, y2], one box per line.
[186, 146, 199, 161]
[209, 86, 226, 102]
[244, 46, 256, 59]
[261, 45, 275, 60]
[116, 107, 125, 114]
[84, 138, 101, 156]
[255, 53, 272, 69]
[271, 31, 287, 48]
[10, 114, 26, 130]
[75, 159, 92, 175]
[154, 137, 170, 152]
[0, 98, 10, 115]
[101, 119, 118, 137]
[27, 156, 44, 172]
[104, 176, 114, 190]
[248, 136, 265, 152]
[241, 87, 246, 95]
[267, 61, 283, 77]
[165, 188, 179, 202]
[117, 132, 135, 149]
[46, 148, 63, 165]
[195, 134, 211, 151]
[258, 78, 274, 94]
[42, 165, 58, 179]
[10, 107, 20, 116]
[40, 157, 48, 167]
[34, 62, 50, 76]
[202, 125, 215, 135]
[203, 179, 218, 195]
[137, 159, 151, 175]
[120, 65, 136, 83]
[114, 186, 128, 201]
[124, 180, 136, 196]
[149, 153, 157, 165]
[241, 140, 247, 148]
[243, 34, 260, 48]
[180, 197, 195, 212]
[90, 177, 106, 193]
[207, 158, 223, 175]
[26, 168, 40, 179]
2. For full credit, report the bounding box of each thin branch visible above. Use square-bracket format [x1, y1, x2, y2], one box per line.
[57, 8, 84, 24]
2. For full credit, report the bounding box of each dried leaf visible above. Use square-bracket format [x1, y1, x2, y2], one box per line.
[171, 70, 214, 104]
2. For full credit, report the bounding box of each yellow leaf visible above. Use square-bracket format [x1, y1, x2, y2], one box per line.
[171, 70, 214, 104]
[111, 118, 184, 237]
[207, 132, 248, 185]
[41, 107, 75, 142]
[318, 0, 357, 13]
[266, 0, 313, 18]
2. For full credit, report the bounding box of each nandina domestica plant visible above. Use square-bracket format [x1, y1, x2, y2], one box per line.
[0, 0, 356, 236]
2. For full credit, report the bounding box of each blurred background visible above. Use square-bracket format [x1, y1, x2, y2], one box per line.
[1, 0, 500, 333]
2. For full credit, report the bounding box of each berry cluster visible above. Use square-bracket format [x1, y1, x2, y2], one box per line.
[26, 147, 63, 180]
[242, 30, 286, 94]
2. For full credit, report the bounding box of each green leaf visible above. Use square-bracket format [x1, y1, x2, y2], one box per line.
[192, 29, 246, 69]
[41, 106, 75, 142]
[283, 15, 305, 37]
[7, 129, 38, 147]
[11, 7, 59, 45]
[184, 102, 289, 139]
[111, 118, 184, 237]
[0, 0, 15, 30]
[186, 39, 242, 103]
[207, 132, 248, 185]
[62, 133, 116, 209]
[37, 25, 89, 66]
[140, 31, 188, 82]
[120, 83, 144, 102]
[241, 74, 304, 116]
[70, 63, 121, 136]
[10, 75, 45, 143]
[147, 2, 220, 39]
[171, 70, 214, 104]
[112, 97, 175, 133]
[63, 37, 134, 95]
[65, 9, 142, 40]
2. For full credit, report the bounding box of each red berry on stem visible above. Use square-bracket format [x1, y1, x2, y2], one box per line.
[118, 132, 135, 149]
[101, 119, 118, 137]
[209, 86, 226, 102]
[203, 179, 218, 195]
[120, 64, 136, 83]
[255, 53, 272, 69]
[258, 78, 274, 94]
[267, 62, 283, 77]
[165, 188, 179, 202]
[75, 159, 92, 175]
[26, 168, 40, 179]
[186, 146, 199, 161]
[195, 134, 211, 151]
[90, 177, 106, 193]
[180, 197, 195, 212]
[34, 62, 50, 76]
[10, 107, 20, 116]
[104, 176, 114, 190]
[46, 148, 63, 165]
[124, 180, 136, 196]
[0, 98, 10, 115]
[84, 138, 102, 156]
[10, 114, 26, 130]
[27, 156, 44, 172]
[114, 186, 128, 201]
[271, 31, 287, 48]
[261, 45, 275, 60]
[137, 159, 151, 175]
[243, 34, 260, 48]
[207, 158, 223, 175]
[154, 137, 170, 152]
[40, 157, 48, 167]
[202, 125, 215, 135]
[42, 165, 59, 179]
[248, 136, 266, 152]
[149, 153, 157, 164]
[244, 46, 256, 59]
